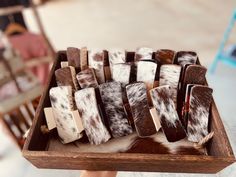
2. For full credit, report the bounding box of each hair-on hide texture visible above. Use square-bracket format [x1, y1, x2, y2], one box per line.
[150, 85, 186, 142]
[88, 50, 105, 84]
[99, 81, 133, 138]
[126, 82, 156, 137]
[187, 85, 213, 142]
[76, 68, 98, 89]
[75, 87, 111, 145]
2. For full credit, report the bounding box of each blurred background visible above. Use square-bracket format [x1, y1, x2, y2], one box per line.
[0, 0, 236, 177]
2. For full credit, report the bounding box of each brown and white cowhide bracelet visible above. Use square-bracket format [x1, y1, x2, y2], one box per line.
[155, 49, 176, 64]
[179, 65, 207, 125]
[154, 49, 176, 81]
[150, 85, 186, 142]
[109, 49, 126, 65]
[49, 86, 83, 144]
[159, 64, 181, 107]
[112, 63, 131, 87]
[126, 82, 156, 137]
[66, 47, 80, 69]
[181, 65, 207, 93]
[75, 87, 111, 145]
[108, 49, 126, 72]
[55, 66, 79, 91]
[98, 81, 133, 138]
[174, 51, 197, 67]
[134, 47, 154, 62]
[76, 68, 98, 89]
[136, 61, 157, 90]
[187, 85, 213, 142]
[88, 49, 105, 84]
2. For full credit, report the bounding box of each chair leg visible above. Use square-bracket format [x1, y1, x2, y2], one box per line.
[24, 103, 35, 121]
[15, 109, 31, 130]
[0, 116, 22, 148]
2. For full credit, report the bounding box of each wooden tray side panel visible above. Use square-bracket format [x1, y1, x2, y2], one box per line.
[207, 101, 234, 157]
[23, 152, 234, 173]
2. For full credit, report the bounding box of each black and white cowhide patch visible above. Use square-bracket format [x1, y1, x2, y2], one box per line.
[49, 86, 82, 144]
[98, 81, 133, 138]
[49, 86, 74, 111]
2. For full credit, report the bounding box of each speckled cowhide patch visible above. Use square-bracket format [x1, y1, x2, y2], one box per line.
[136, 61, 157, 89]
[187, 85, 213, 142]
[150, 85, 186, 142]
[88, 50, 105, 84]
[134, 47, 154, 62]
[55, 66, 79, 91]
[98, 81, 133, 138]
[109, 49, 126, 64]
[75, 87, 111, 145]
[76, 68, 98, 89]
[66, 47, 80, 68]
[108, 49, 126, 74]
[175, 51, 197, 67]
[49, 86, 74, 112]
[126, 82, 156, 137]
[112, 63, 131, 87]
[49, 86, 83, 144]
[159, 64, 181, 107]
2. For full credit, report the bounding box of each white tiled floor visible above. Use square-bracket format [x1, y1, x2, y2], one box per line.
[1, 0, 236, 176]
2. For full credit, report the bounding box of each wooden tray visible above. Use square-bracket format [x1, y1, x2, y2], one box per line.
[22, 51, 235, 173]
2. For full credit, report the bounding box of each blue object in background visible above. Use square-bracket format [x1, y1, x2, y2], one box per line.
[210, 9, 236, 73]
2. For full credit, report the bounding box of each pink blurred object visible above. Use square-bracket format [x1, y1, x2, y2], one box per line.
[0, 73, 40, 101]
[8, 32, 50, 85]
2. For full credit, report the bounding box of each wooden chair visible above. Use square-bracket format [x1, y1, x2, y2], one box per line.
[0, 48, 43, 148]
[0, 97, 41, 148]
[0, 1, 54, 148]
